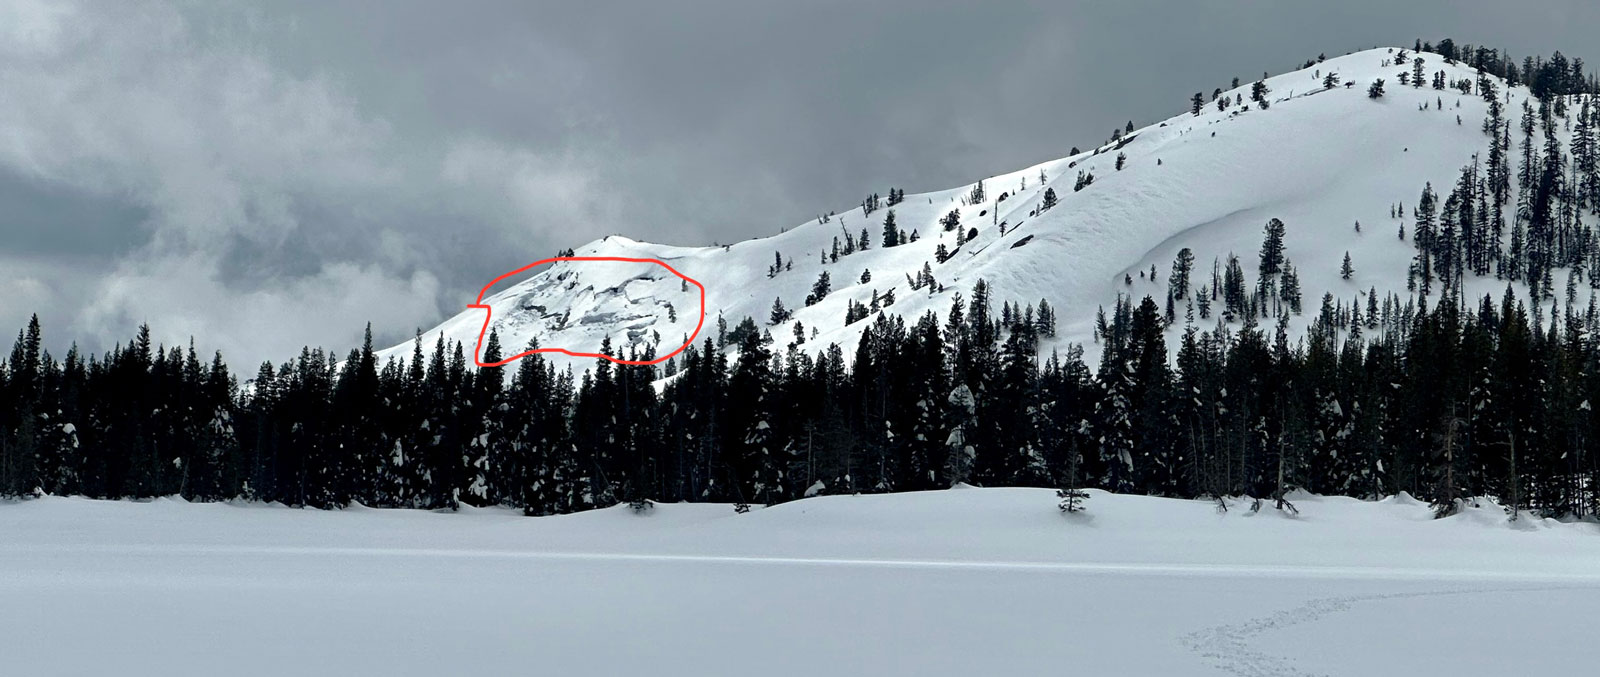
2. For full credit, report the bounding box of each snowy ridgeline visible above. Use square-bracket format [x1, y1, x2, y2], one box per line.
[382, 45, 1600, 377]
[2, 487, 1598, 676]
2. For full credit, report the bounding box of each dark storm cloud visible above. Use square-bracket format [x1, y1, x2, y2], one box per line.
[0, 167, 149, 256]
[3, 0, 1598, 366]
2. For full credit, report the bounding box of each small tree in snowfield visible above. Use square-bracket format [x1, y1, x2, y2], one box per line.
[804, 271, 831, 306]
[881, 209, 899, 248]
[940, 209, 961, 232]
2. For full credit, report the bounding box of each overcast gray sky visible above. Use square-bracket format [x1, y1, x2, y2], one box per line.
[4, 0, 1598, 367]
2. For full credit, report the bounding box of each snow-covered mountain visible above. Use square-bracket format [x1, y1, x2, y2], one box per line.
[381, 48, 1566, 373]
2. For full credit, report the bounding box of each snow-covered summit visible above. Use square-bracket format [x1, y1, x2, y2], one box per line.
[381, 48, 1556, 372]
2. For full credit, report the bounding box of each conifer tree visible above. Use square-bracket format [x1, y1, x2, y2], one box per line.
[944, 384, 976, 486]
[1251, 78, 1270, 106]
[806, 271, 831, 306]
[1257, 218, 1287, 306]
[939, 209, 961, 232]
[769, 297, 792, 325]
[1168, 248, 1195, 299]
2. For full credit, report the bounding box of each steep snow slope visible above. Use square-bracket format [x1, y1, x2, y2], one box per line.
[382, 48, 1568, 373]
[3, 489, 1598, 676]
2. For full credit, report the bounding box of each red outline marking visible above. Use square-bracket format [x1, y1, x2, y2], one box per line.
[470, 256, 706, 368]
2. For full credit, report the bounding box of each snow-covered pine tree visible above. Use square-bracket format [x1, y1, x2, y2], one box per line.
[726, 326, 778, 510]
[805, 271, 831, 306]
[769, 297, 792, 325]
[943, 383, 976, 486]
[462, 328, 505, 507]
[1257, 218, 1287, 306]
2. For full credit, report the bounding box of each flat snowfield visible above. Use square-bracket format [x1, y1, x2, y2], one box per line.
[2, 489, 1597, 676]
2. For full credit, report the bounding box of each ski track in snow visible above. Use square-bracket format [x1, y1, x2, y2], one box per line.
[14, 542, 1595, 675]
[12, 544, 1600, 584]
[1181, 586, 1576, 677]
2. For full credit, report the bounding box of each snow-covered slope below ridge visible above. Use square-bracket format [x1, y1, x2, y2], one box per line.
[382, 47, 1574, 374]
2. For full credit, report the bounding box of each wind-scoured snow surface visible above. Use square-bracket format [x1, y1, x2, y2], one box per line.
[3, 489, 1597, 676]
[382, 47, 1561, 373]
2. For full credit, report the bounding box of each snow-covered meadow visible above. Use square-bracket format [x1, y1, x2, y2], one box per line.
[3, 488, 1596, 676]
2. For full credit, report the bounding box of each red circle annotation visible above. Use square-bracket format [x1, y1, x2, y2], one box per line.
[469, 256, 706, 368]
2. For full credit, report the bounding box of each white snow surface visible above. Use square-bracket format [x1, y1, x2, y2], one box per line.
[381, 48, 1576, 374]
[3, 488, 1597, 676]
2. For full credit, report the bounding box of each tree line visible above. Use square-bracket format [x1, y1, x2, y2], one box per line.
[3, 264, 1599, 520]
